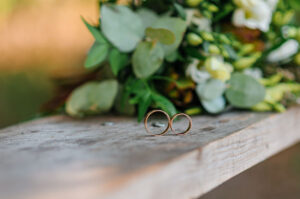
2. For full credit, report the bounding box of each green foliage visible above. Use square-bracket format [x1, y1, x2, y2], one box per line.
[151, 17, 187, 56]
[84, 42, 109, 69]
[101, 4, 144, 52]
[145, 27, 175, 45]
[66, 80, 118, 117]
[109, 48, 128, 76]
[81, 17, 107, 44]
[225, 73, 265, 108]
[67, 0, 300, 120]
[132, 42, 164, 78]
[136, 8, 158, 30]
[151, 93, 177, 116]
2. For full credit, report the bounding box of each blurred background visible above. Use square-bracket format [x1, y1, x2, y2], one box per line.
[0, 0, 299, 198]
[0, 0, 99, 128]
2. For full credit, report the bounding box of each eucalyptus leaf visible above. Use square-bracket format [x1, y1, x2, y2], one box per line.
[132, 42, 164, 78]
[66, 80, 118, 117]
[137, 8, 159, 30]
[151, 93, 177, 116]
[201, 96, 226, 114]
[225, 73, 265, 108]
[109, 48, 128, 76]
[196, 79, 226, 100]
[101, 5, 144, 52]
[81, 17, 107, 44]
[152, 17, 187, 56]
[145, 27, 175, 45]
[174, 3, 186, 20]
[84, 42, 109, 69]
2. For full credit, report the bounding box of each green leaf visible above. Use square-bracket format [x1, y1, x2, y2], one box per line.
[152, 17, 187, 56]
[84, 42, 109, 69]
[225, 73, 265, 108]
[196, 79, 226, 100]
[165, 51, 178, 62]
[114, 86, 135, 116]
[81, 17, 107, 44]
[289, 0, 300, 11]
[223, 44, 238, 60]
[132, 42, 164, 78]
[151, 93, 177, 116]
[101, 5, 144, 52]
[137, 8, 158, 30]
[201, 96, 225, 114]
[145, 27, 175, 45]
[174, 3, 186, 20]
[109, 48, 128, 76]
[66, 80, 118, 117]
[138, 90, 152, 122]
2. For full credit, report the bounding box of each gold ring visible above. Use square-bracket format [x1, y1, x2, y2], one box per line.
[170, 113, 192, 135]
[144, 110, 170, 136]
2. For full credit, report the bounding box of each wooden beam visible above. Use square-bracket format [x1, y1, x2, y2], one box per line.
[0, 107, 300, 199]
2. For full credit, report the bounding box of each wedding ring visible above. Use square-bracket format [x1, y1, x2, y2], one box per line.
[144, 110, 170, 136]
[170, 113, 192, 135]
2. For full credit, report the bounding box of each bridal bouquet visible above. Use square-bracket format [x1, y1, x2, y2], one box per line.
[65, 0, 300, 121]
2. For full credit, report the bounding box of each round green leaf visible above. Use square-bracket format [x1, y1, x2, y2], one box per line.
[201, 96, 225, 114]
[136, 8, 158, 30]
[84, 42, 109, 69]
[101, 5, 144, 52]
[196, 79, 226, 101]
[145, 27, 175, 45]
[225, 73, 265, 108]
[152, 17, 187, 56]
[132, 42, 164, 78]
[66, 80, 118, 117]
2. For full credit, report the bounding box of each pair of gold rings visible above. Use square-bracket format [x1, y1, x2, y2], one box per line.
[144, 110, 192, 136]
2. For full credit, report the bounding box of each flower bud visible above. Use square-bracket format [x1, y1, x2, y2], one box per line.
[187, 33, 203, 46]
[208, 4, 218, 12]
[294, 52, 300, 65]
[273, 103, 286, 113]
[234, 52, 261, 70]
[186, 0, 203, 7]
[185, 107, 202, 115]
[252, 102, 272, 112]
[200, 31, 214, 41]
[208, 44, 220, 54]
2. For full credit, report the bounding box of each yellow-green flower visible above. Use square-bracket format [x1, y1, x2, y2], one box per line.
[205, 57, 233, 82]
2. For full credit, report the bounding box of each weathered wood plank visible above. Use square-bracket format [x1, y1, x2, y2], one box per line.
[0, 107, 300, 199]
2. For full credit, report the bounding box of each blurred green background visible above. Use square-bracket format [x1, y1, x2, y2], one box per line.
[0, 0, 99, 128]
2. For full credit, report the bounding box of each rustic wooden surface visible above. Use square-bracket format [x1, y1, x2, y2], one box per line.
[0, 107, 300, 199]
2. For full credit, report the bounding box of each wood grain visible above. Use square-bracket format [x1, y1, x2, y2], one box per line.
[0, 107, 300, 199]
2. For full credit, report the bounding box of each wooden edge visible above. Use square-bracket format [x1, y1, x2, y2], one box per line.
[99, 108, 300, 199]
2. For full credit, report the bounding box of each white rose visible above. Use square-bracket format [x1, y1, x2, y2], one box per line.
[186, 59, 210, 83]
[232, 0, 278, 32]
[267, 39, 299, 62]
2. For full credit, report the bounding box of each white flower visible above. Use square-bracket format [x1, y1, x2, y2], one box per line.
[205, 56, 233, 82]
[267, 39, 299, 62]
[244, 68, 263, 79]
[186, 59, 210, 83]
[232, 0, 278, 32]
[185, 9, 212, 32]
